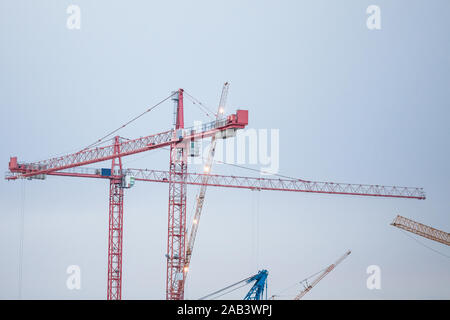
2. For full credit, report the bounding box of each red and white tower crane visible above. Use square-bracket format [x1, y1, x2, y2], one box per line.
[5, 87, 425, 300]
[7, 88, 248, 300]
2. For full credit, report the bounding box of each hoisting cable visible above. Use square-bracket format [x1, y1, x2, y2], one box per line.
[183, 91, 217, 119]
[26, 93, 176, 163]
[251, 189, 261, 271]
[256, 189, 260, 269]
[184, 94, 214, 119]
[18, 179, 25, 299]
[198, 275, 253, 300]
[270, 266, 329, 299]
[82, 92, 177, 151]
[398, 229, 450, 259]
[141, 146, 305, 182]
[211, 283, 250, 300]
[203, 156, 309, 182]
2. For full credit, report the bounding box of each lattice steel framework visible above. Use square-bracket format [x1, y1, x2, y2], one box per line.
[166, 89, 188, 300]
[166, 143, 188, 300]
[107, 137, 124, 300]
[4, 86, 428, 301]
[391, 215, 449, 246]
[128, 169, 426, 200]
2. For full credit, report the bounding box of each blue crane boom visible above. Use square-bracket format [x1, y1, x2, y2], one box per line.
[199, 269, 269, 300]
[244, 270, 268, 300]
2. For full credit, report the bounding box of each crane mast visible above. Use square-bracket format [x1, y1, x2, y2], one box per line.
[391, 215, 449, 246]
[185, 82, 230, 277]
[107, 136, 125, 300]
[166, 89, 189, 300]
[294, 250, 351, 300]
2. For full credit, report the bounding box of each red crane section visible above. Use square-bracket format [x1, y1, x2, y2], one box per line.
[7, 111, 248, 178]
[6, 168, 426, 200]
[166, 89, 188, 300]
[128, 169, 426, 200]
[107, 136, 125, 300]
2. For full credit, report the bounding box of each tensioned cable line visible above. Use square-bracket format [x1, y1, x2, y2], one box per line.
[27, 94, 176, 163]
[183, 90, 217, 119]
[184, 94, 214, 119]
[81, 92, 177, 151]
[399, 229, 450, 259]
[208, 158, 309, 182]
[198, 275, 253, 300]
[18, 179, 25, 299]
[270, 266, 329, 299]
[210, 283, 250, 300]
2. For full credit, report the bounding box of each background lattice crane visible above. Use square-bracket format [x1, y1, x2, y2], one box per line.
[293, 250, 351, 300]
[391, 215, 449, 246]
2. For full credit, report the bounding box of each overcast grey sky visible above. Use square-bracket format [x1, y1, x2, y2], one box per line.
[0, 0, 449, 299]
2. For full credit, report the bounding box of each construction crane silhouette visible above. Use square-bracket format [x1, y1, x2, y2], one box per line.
[391, 215, 449, 246]
[6, 86, 426, 300]
[293, 250, 351, 300]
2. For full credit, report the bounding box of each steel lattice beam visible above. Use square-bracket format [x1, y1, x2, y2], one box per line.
[107, 180, 124, 299]
[6, 167, 426, 200]
[166, 89, 188, 300]
[8, 114, 247, 179]
[107, 137, 125, 300]
[128, 169, 426, 200]
[391, 215, 449, 246]
[166, 144, 188, 300]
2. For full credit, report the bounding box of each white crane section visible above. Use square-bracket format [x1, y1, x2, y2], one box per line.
[184, 83, 230, 277]
[294, 250, 351, 300]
